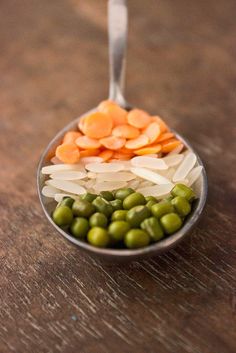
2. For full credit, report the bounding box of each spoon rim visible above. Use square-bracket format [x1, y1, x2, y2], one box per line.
[37, 113, 208, 261]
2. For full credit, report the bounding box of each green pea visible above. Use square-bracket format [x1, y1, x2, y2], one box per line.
[59, 197, 74, 208]
[72, 199, 96, 218]
[165, 195, 174, 202]
[111, 210, 128, 221]
[110, 199, 123, 211]
[81, 193, 97, 203]
[52, 206, 73, 227]
[108, 221, 130, 242]
[160, 213, 182, 234]
[123, 192, 146, 210]
[115, 188, 135, 201]
[126, 205, 151, 227]
[145, 196, 158, 203]
[146, 200, 157, 211]
[171, 184, 196, 202]
[151, 200, 174, 218]
[171, 196, 191, 217]
[92, 197, 113, 217]
[141, 217, 164, 242]
[87, 227, 110, 248]
[70, 217, 90, 239]
[125, 229, 150, 249]
[100, 191, 114, 201]
[89, 212, 108, 228]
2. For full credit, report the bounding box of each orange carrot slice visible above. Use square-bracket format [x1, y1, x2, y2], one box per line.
[56, 143, 80, 164]
[157, 132, 174, 142]
[127, 109, 151, 129]
[119, 147, 135, 154]
[78, 116, 86, 134]
[102, 104, 128, 126]
[152, 116, 169, 133]
[125, 134, 149, 149]
[63, 131, 82, 144]
[134, 144, 162, 155]
[99, 149, 114, 161]
[100, 136, 126, 150]
[143, 122, 161, 144]
[80, 149, 100, 157]
[83, 112, 113, 139]
[75, 136, 101, 149]
[98, 100, 116, 111]
[112, 124, 140, 139]
[161, 139, 181, 153]
[112, 152, 134, 160]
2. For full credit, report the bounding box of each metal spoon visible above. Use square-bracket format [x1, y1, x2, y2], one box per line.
[37, 0, 207, 262]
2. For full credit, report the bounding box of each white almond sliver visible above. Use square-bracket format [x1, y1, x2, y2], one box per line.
[163, 154, 184, 167]
[87, 172, 97, 179]
[97, 172, 136, 182]
[81, 156, 103, 164]
[42, 185, 61, 198]
[73, 180, 87, 186]
[131, 156, 168, 170]
[175, 179, 189, 186]
[187, 166, 203, 186]
[42, 164, 84, 174]
[93, 181, 127, 192]
[50, 171, 87, 180]
[137, 184, 174, 197]
[110, 160, 132, 170]
[172, 152, 197, 182]
[130, 167, 171, 185]
[85, 162, 124, 173]
[47, 179, 86, 194]
[138, 180, 154, 188]
[168, 143, 184, 155]
[127, 179, 140, 189]
[85, 180, 95, 189]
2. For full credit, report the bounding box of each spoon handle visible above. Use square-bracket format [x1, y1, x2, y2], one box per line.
[108, 0, 128, 108]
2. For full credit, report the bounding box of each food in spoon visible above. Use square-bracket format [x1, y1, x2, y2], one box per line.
[41, 101, 203, 250]
[51, 183, 195, 249]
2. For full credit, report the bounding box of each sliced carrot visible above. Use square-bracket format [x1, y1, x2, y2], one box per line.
[134, 144, 162, 155]
[78, 116, 86, 134]
[98, 100, 116, 111]
[143, 122, 161, 144]
[125, 134, 149, 149]
[112, 124, 140, 139]
[112, 152, 134, 160]
[99, 149, 114, 161]
[80, 149, 100, 157]
[56, 143, 80, 164]
[83, 112, 113, 139]
[102, 104, 128, 126]
[63, 131, 82, 144]
[152, 116, 169, 133]
[75, 136, 101, 150]
[157, 132, 174, 142]
[127, 109, 151, 129]
[119, 147, 135, 154]
[100, 136, 126, 150]
[161, 139, 181, 153]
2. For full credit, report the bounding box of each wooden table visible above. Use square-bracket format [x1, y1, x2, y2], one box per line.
[1, 1, 235, 352]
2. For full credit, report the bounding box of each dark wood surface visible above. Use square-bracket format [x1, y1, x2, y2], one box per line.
[0, 1, 236, 352]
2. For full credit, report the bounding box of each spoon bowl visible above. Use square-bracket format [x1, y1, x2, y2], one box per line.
[37, 113, 207, 262]
[37, 0, 207, 262]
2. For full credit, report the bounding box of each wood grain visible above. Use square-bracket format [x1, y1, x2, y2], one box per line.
[0, 0, 236, 352]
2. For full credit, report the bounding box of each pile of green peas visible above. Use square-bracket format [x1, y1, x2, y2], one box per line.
[52, 184, 196, 249]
